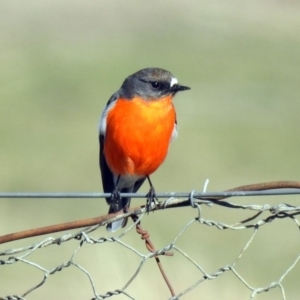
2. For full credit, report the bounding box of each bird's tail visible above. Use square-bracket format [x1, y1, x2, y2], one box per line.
[106, 197, 130, 232]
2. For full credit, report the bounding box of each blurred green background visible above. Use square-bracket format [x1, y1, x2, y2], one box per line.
[1, 0, 300, 299]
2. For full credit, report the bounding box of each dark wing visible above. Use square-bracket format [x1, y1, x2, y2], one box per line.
[99, 92, 120, 204]
[99, 133, 115, 204]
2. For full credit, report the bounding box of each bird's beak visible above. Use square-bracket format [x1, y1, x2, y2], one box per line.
[171, 84, 191, 93]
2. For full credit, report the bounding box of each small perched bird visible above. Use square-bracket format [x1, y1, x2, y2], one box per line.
[99, 68, 190, 231]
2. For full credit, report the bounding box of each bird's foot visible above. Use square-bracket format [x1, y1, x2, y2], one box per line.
[110, 187, 122, 211]
[146, 186, 159, 213]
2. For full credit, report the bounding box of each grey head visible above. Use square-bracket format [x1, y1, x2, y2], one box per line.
[119, 67, 190, 100]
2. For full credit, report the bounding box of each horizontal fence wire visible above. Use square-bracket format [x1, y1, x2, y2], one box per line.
[1, 189, 300, 198]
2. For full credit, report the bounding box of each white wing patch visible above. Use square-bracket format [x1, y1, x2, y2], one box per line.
[170, 77, 178, 87]
[171, 123, 178, 141]
[98, 101, 116, 135]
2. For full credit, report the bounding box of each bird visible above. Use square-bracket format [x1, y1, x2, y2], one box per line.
[99, 67, 190, 232]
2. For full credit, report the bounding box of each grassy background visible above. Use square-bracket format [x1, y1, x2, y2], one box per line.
[1, 1, 300, 299]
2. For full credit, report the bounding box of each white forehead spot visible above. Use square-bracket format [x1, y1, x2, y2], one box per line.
[170, 77, 178, 87]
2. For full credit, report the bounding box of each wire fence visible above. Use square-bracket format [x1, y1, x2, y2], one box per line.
[1, 181, 300, 300]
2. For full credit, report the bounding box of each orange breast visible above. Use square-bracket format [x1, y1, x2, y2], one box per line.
[104, 96, 176, 176]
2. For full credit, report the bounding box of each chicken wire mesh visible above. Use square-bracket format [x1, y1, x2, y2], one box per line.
[1, 186, 300, 300]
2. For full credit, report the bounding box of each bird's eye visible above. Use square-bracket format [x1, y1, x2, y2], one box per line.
[151, 82, 161, 89]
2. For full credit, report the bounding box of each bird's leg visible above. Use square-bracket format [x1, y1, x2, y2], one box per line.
[146, 176, 159, 212]
[110, 175, 121, 210]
